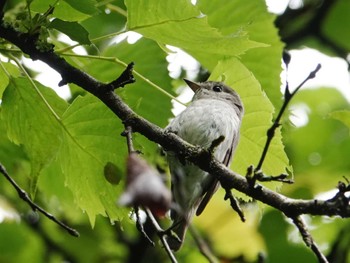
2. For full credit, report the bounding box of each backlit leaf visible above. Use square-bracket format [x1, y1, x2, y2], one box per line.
[210, 58, 290, 187]
[125, 0, 265, 65]
[1, 78, 68, 195]
[58, 94, 127, 225]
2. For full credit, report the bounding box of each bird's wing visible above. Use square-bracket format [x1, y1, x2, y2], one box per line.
[195, 132, 239, 216]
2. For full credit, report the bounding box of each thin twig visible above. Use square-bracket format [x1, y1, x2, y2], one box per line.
[123, 128, 175, 259]
[144, 208, 178, 263]
[123, 127, 155, 245]
[121, 125, 135, 154]
[189, 225, 219, 263]
[254, 171, 294, 184]
[106, 4, 127, 17]
[255, 63, 322, 173]
[0, 163, 79, 237]
[134, 206, 155, 246]
[291, 216, 328, 263]
[224, 189, 245, 222]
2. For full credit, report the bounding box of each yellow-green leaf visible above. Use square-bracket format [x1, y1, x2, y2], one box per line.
[1, 78, 68, 195]
[58, 94, 127, 225]
[210, 58, 290, 187]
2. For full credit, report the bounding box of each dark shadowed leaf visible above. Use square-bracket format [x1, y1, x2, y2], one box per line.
[49, 18, 91, 45]
[63, 0, 99, 16]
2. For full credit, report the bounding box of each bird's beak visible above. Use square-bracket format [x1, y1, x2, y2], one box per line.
[184, 79, 201, 92]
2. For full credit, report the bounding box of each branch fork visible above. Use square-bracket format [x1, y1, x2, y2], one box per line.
[0, 16, 343, 263]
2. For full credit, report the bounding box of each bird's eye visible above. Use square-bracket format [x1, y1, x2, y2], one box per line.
[212, 85, 222, 92]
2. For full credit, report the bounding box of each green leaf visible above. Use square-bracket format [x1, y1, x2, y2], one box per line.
[62, 0, 99, 16]
[0, 113, 26, 172]
[194, 192, 264, 259]
[58, 94, 127, 225]
[283, 88, 350, 195]
[0, 222, 44, 263]
[105, 40, 173, 127]
[210, 58, 290, 188]
[198, 0, 284, 108]
[323, 0, 350, 51]
[31, 0, 92, 21]
[49, 18, 91, 45]
[125, 0, 265, 63]
[259, 210, 316, 263]
[85, 38, 173, 161]
[0, 70, 9, 99]
[0, 62, 21, 99]
[81, 3, 127, 39]
[330, 110, 350, 129]
[1, 77, 68, 195]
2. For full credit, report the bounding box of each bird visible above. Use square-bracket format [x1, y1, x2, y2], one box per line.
[165, 79, 244, 251]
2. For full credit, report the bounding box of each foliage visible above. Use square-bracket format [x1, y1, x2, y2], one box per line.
[0, 0, 349, 262]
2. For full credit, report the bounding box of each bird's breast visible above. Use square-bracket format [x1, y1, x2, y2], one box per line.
[170, 99, 240, 150]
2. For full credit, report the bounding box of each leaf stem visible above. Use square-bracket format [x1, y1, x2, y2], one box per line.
[60, 52, 185, 105]
[55, 30, 128, 53]
[106, 4, 127, 17]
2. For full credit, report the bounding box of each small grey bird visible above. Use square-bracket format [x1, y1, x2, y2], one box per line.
[166, 79, 244, 251]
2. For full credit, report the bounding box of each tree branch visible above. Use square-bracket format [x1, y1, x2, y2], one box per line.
[189, 225, 219, 263]
[0, 21, 349, 221]
[144, 208, 178, 263]
[0, 163, 79, 237]
[291, 216, 329, 263]
[1, 22, 350, 263]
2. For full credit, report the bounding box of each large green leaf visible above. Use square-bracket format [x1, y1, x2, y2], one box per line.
[125, 0, 265, 64]
[58, 94, 127, 225]
[85, 38, 173, 160]
[210, 58, 290, 184]
[1, 77, 68, 194]
[31, 0, 92, 21]
[104, 40, 173, 128]
[198, 0, 284, 108]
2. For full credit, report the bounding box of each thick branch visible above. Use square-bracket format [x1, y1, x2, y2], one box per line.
[0, 24, 349, 222]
